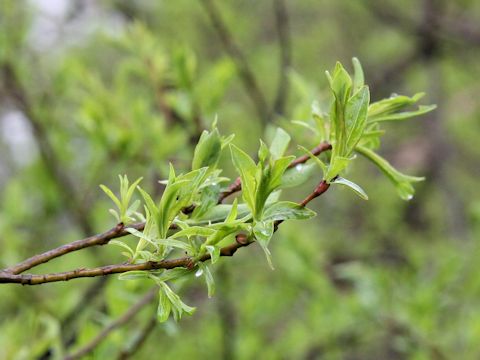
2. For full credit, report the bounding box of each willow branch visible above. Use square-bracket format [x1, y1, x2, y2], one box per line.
[4, 222, 146, 275]
[0, 179, 330, 286]
[0, 142, 331, 285]
[2, 141, 329, 276]
[0, 237, 247, 285]
[199, 0, 270, 125]
[64, 287, 157, 360]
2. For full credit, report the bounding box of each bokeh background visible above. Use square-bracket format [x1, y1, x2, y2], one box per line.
[1, 0, 480, 359]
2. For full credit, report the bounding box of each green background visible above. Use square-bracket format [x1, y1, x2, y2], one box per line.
[1, 0, 479, 359]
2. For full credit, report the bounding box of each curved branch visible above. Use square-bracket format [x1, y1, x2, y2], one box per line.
[5, 222, 146, 275]
[0, 235, 251, 285]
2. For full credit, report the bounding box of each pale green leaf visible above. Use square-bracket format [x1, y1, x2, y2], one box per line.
[332, 176, 369, 200]
[253, 221, 275, 269]
[356, 145, 424, 200]
[269, 127, 291, 160]
[281, 162, 317, 189]
[263, 201, 316, 222]
[368, 105, 436, 122]
[352, 57, 364, 91]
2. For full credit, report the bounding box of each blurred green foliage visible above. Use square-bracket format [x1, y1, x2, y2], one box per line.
[0, 0, 479, 359]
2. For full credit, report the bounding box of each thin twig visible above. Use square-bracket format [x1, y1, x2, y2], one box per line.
[272, 0, 292, 118]
[64, 287, 157, 360]
[5, 222, 146, 275]
[199, 0, 270, 125]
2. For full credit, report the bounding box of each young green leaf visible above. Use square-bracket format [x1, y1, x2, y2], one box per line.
[198, 263, 215, 298]
[110, 240, 134, 259]
[329, 62, 353, 106]
[281, 162, 317, 189]
[253, 221, 275, 269]
[160, 282, 196, 321]
[205, 245, 221, 264]
[298, 145, 327, 176]
[157, 287, 172, 323]
[192, 128, 222, 170]
[118, 271, 150, 281]
[352, 57, 364, 91]
[263, 201, 316, 222]
[344, 86, 370, 154]
[269, 127, 291, 160]
[100, 185, 122, 213]
[230, 144, 256, 212]
[356, 145, 424, 200]
[324, 156, 351, 182]
[331, 176, 369, 200]
[368, 105, 436, 122]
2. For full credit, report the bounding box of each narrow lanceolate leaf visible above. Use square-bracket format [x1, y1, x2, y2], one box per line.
[100, 184, 122, 211]
[118, 271, 149, 281]
[281, 162, 317, 189]
[225, 198, 238, 223]
[205, 245, 221, 264]
[253, 221, 275, 270]
[170, 226, 216, 239]
[157, 287, 172, 323]
[368, 105, 437, 122]
[191, 184, 220, 219]
[329, 62, 353, 105]
[325, 156, 351, 182]
[160, 282, 196, 321]
[263, 201, 316, 222]
[356, 145, 424, 200]
[269, 127, 291, 160]
[126, 227, 159, 251]
[332, 177, 369, 200]
[192, 128, 222, 170]
[344, 86, 370, 154]
[124, 177, 143, 209]
[298, 146, 327, 177]
[230, 144, 256, 212]
[109, 240, 134, 258]
[157, 238, 193, 252]
[352, 57, 364, 91]
[198, 263, 215, 298]
[191, 203, 251, 224]
[368, 92, 425, 118]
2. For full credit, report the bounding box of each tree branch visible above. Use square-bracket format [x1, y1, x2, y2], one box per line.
[4, 222, 146, 275]
[0, 142, 331, 285]
[0, 178, 330, 285]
